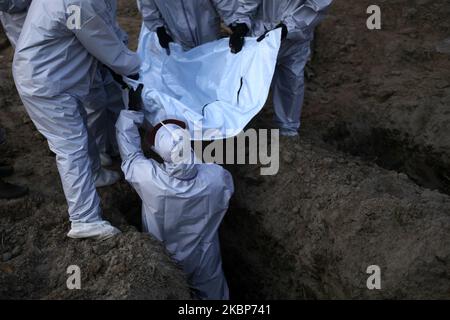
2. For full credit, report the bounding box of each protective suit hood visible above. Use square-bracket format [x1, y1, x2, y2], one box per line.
[163, 160, 198, 181]
[153, 123, 198, 180]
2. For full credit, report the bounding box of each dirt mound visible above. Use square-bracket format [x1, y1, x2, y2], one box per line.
[220, 0, 450, 299]
[304, 0, 450, 194]
[0, 205, 191, 300]
[222, 136, 450, 299]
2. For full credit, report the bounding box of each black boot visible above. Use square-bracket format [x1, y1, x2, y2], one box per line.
[0, 179, 29, 200]
[0, 165, 14, 178]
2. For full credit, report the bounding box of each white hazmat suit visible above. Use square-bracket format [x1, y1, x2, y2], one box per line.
[1, 0, 124, 167]
[13, 0, 141, 237]
[116, 110, 234, 300]
[235, 0, 333, 135]
[137, 0, 238, 49]
[0, 0, 30, 48]
[84, 0, 130, 165]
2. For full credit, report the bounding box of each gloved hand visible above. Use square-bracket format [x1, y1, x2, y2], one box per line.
[256, 30, 270, 42]
[257, 23, 288, 42]
[229, 23, 249, 54]
[106, 66, 128, 89]
[127, 74, 140, 81]
[156, 26, 174, 50]
[128, 84, 144, 112]
[276, 23, 288, 40]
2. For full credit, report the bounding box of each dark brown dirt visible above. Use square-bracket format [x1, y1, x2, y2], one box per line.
[305, 0, 450, 194]
[221, 0, 450, 299]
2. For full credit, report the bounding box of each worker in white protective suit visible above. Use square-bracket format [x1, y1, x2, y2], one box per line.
[116, 110, 234, 300]
[0, 0, 30, 48]
[83, 0, 131, 167]
[13, 0, 141, 240]
[230, 0, 333, 136]
[137, 0, 238, 50]
[0, 0, 123, 168]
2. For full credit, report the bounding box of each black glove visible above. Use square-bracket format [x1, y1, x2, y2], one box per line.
[276, 23, 288, 40]
[229, 23, 249, 54]
[256, 30, 270, 42]
[127, 73, 140, 81]
[128, 84, 144, 112]
[156, 26, 174, 50]
[257, 23, 288, 42]
[106, 66, 128, 89]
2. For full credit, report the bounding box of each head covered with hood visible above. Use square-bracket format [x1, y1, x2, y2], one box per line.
[149, 119, 198, 179]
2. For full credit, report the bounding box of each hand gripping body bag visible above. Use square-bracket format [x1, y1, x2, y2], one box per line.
[137, 25, 282, 140]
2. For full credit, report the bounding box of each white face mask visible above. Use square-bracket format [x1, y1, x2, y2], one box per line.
[154, 123, 192, 164]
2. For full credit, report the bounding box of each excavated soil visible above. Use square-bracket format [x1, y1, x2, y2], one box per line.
[1, 0, 450, 299]
[222, 0, 450, 299]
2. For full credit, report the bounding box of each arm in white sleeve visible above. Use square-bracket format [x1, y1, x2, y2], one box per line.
[0, 0, 31, 13]
[210, 0, 238, 26]
[137, 0, 165, 32]
[233, 0, 260, 29]
[284, 0, 333, 41]
[72, 2, 140, 76]
[116, 110, 157, 184]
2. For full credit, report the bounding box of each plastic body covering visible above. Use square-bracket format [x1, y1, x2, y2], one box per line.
[234, 0, 332, 135]
[138, 26, 282, 140]
[12, 0, 140, 223]
[137, 0, 238, 49]
[116, 110, 234, 300]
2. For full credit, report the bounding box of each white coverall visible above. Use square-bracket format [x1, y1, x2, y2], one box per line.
[1, 0, 124, 160]
[84, 0, 129, 159]
[13, 0, 141, 223]
[0, 0, 30, 48]
[235, 0, 333, 135]
[137, 0, 238, 49]
[116, 110, 234, 300]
